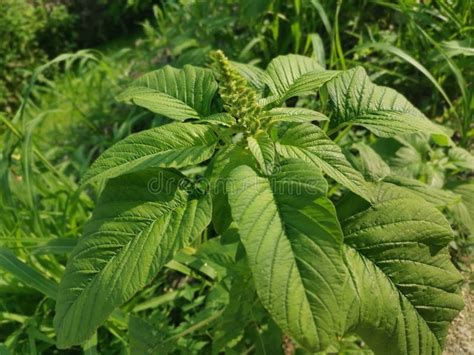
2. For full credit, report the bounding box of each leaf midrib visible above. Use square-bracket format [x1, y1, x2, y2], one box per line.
[268, 181, 321, 345]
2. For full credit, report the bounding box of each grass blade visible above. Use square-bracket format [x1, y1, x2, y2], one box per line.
[353, 42, 455, 111]
[0, 248, 58, 300]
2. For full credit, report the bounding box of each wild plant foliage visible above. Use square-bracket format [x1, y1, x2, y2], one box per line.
[54, 51, 464, 353]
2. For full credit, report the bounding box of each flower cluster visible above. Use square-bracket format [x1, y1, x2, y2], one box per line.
[211, 50, 261, 132]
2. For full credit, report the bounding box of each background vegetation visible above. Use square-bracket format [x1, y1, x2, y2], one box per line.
[0, 0, 472, 353]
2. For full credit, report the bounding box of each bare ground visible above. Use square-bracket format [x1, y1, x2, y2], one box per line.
[444, 285, 473, 354]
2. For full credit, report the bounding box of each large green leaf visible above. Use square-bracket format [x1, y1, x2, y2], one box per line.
[247, 131, 275, 175]
[262, 54, 337, 105]
[117, 65, 218, 119]
[326, 67, 448, 139]
[272, 122, 372, 200]
[227, 160, 347, 351]
[54, 169, 212, 348]
[82, 123, 217, 184]
[340, 184, 463, 354]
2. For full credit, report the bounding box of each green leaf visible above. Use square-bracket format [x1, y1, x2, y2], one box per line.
[381, 134, 429, 180]
[308, 33, 326, 68]
[194, 235, 239, 279]
[128, 315, 161, 354]
[0, 248, 58, 300]
[82, 333, 98, 355]
[118, 65, 218, 118]
[205, 144, 256, 234]
[262, 54, 338, 105]
[448, 147, 474, 171]
[82, 123, 217, 185]
[247, 131, 275, 175]
[441, 40, 474, 57]
[212, 262, 258, 353]
[327, 67, 448, 139]
[340, 184, 463, 354]
[261, 107, 329, 124]
[54, 169, 212, 348]
[272, 122, 372, 200]
[0, 344, 12, 355]
[352, 142, 391, 182]
[230, 60, 269, 94]
[201, 113, 236, 127]
[227, 161, 347, 351]
[383, 176, 460, 208]
[448, 181, 474, 233]
[263, 54, 323, 96]
[117, 87, 199, 120]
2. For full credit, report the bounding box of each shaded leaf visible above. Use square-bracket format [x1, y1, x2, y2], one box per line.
[448, 181, 474, 233]
[205, 144, 256, 234]
[383, 176, 460, 208]
[129, 315, 161, 354]
[352, 142, 391, 182]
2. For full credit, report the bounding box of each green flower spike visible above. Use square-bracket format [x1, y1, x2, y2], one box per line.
[211, 50, 262, 133]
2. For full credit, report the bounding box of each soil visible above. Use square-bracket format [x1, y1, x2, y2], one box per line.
[444, 286, 473, 354]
